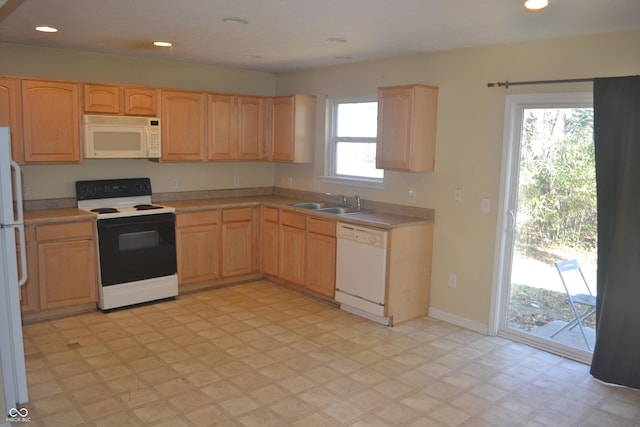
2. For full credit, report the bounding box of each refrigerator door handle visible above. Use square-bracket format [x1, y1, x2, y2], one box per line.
[10, 159, 23, 224]
[16, 224, 27, 287]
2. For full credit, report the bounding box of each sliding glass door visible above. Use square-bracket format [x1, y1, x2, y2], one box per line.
[494, 93, 596, 364]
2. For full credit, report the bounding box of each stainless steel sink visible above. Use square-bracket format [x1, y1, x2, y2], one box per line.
[289, 201, 373, 215]
[288, 202, 332, 209]
[318, 206, 374, 215]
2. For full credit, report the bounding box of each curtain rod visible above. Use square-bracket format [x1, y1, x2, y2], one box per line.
[487, 77, 594, 88]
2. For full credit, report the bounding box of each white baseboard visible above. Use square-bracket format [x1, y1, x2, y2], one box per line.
[428, 307, 489, 335]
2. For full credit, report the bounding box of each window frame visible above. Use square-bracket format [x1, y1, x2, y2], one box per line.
[323, 96, 384, 188]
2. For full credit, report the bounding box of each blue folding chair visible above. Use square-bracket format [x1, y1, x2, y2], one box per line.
[551, 259, 597, 350]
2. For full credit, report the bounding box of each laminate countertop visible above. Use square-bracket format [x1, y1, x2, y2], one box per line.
[23, 196, 433, 229]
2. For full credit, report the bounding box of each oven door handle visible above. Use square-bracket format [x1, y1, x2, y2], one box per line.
[97, 213, 175, 228]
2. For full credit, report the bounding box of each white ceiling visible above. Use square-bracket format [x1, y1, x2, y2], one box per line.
[1, 0, 639, 73]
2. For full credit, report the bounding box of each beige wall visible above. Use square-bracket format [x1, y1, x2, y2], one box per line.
[273, 30, 640, 328]
[0, 42, 277, 199]
[2, 31, 640, 328]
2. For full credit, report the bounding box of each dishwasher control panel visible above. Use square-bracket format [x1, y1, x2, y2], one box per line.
[336, 222, 388, 249]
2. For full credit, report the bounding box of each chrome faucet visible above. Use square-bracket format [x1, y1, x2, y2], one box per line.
[325, 192, 349, 207]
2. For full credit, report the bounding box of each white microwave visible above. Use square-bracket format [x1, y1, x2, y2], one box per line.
[83, 115, 162, 159]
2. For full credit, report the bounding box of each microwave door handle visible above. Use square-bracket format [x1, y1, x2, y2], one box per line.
[144, 127, 150, 157]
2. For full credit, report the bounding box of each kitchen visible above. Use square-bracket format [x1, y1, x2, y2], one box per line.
[1, 0, 640, 424]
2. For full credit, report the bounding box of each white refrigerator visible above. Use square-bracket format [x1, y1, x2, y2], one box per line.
[0, 126, 28, 416]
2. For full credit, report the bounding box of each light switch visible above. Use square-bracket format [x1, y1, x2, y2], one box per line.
[481, 198, 491, 213]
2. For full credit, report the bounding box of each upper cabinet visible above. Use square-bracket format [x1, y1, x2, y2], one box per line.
[0, 78, 23, 164]
[83, 84, 159, 116]
[22, 80, 81, 163]
[268, 94, 315, 163]
[124, 87, 159, 116]
[161, 90, 207, 161]
[207, 93, 236, 160]
[376, 84, 438, 172]
[236, 96, 264, 160]
[208, 94, 265, 161]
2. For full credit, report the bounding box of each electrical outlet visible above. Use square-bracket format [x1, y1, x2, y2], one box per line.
[448, 274, 457, 288]
[408, 190, 416, 204]
[170, 178, 178, 189]
[454, 188, 462, 203]
[285, 177, 293, 188]
[481, 198, 491, 213]
[233, 175, 240, 187]
[22, 184, 30, 197]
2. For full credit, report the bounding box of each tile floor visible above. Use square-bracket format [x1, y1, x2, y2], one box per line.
[19, 280, 640, 426]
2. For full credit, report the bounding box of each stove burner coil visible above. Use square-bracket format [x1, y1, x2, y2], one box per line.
[91, 207, 119, 214]
[134, 204, 163, 210]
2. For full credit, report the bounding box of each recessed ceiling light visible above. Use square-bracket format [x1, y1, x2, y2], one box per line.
[153, 41, 173, 47]
[35, 26, 58, 33]
[335, 56, 352, 60]
[327, 37, 347, 43]
[245, 55, 262, 59]
[524, 0, 549, 11]
[223, 17, 248, 25]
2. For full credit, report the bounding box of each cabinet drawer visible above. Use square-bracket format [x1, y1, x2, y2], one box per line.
[177, 210, 218, 227]
[307, 217, 335, 237]
[281, 211, 306, 229]
[263, 207, 279, 222]
[36, 221, 94, 241]
[222, 207, 253, 222]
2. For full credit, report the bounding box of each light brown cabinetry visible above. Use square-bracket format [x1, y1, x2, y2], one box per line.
[33, 221, 97, 310]
[385, 223, 434, 324]
[161, 90, 207, 161]
[376, 84, 438, 172]
[261, 207, 279, 276]
[208, 94, 264, 160]
[0, 78, 23, 164]
[305, 217, 336, 297]
[21, 80, 81, 163]
[176, 210, 219, 286]
[279, 210, 306, 285]
[83, 84, 159, 116]
[124, 88, 159, 116]
[221, 207, 255, 277]
[268, 94, 315, 163]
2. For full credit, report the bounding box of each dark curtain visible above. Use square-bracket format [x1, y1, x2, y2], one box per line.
[590, 75, 640, 389]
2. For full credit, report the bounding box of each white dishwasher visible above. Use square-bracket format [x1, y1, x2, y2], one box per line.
[335, 222, 390, 325]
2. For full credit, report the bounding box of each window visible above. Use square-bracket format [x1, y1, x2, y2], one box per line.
[328, 99, 383, 182]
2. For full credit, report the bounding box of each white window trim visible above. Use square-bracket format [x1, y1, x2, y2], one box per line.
[323, 96, 384, 189]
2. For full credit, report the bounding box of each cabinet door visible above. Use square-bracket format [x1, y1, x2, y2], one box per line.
[161, 90, 206, 161]
[280, 225, 305, 285]
[377, 85, 437, 172]
[0, 78, 24, 164]
[124, 88, 159, 116]
[177, 223, 219, 285]
[38, 239, 97, 309]
[270, 96, 295, 162]
[83, 84, 120, 114]
[221, 208, 254, 278]
[237, 96, 263, 160]
[262, 219, 279, 276]
[305, 232, 336, 297]
[377, 86, 413, 170]
[207, 94, 236, 160]
[22, 80, 81, 163]
[221, 220, 253, 277]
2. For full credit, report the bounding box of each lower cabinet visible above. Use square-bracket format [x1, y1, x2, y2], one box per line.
[22, 220, 98, 314]
[176, 210, 219, 286]
[305, 217, 336, 297]
[221, 208, 255, 277]
[261, 207, 279, 276]
[279, 210, 306, 286]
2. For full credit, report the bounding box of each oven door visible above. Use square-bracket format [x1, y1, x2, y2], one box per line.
[96, 213, 176, 286]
